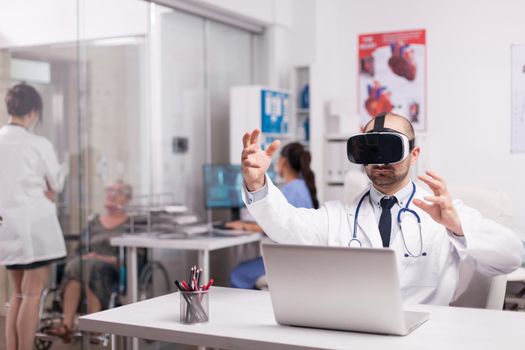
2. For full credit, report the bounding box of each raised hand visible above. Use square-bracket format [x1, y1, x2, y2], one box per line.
[412, 170, 464, 235]
[241, 129, 280, 191]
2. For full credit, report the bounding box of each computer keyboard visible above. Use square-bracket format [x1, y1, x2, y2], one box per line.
[212, 222, 233, 230]
[182, 224, 210, 236]
[156, 223, 210, 239]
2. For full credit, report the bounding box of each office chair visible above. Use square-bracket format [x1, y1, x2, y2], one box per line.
[342, 169, 370, 205]
[447, 185, 514, 310]
[504, 250, 525, 311]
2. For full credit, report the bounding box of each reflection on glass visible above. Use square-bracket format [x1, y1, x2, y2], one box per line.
[5, 36, 147, 348]
[9, 46, 80, 234]
[0, 1, 262, 348]
[9, 38, 146, 233]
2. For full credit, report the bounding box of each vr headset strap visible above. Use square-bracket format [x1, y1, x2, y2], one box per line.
[372, 112, 415, 150]
[372, 113, 387, 132]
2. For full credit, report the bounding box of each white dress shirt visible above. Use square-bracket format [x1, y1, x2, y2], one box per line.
[368, 181, 413, 245]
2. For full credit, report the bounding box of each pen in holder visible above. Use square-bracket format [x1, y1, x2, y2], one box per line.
[175, 266, 214, 324]
[179, 290, 209, 324]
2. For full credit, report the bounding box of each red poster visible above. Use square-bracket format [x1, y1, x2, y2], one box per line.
[358, 29, 426, 130]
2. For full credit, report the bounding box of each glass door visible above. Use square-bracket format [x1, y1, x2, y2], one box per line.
[150, 7, 207, 218]
[0, 1, 261, 349]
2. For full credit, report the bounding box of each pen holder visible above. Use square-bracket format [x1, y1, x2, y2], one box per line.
[179, 290, 209, 324]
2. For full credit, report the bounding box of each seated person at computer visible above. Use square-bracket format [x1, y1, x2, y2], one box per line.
[226, 142, 318, 231]
[239, 113, 524, 305]
[46, 180, 132, 341]
[229, 142, 318, 289]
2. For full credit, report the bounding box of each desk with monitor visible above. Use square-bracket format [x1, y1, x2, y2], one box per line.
[116, 163, 267, 304]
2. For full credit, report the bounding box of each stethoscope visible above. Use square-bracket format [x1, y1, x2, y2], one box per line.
[348, 182, 427, 258]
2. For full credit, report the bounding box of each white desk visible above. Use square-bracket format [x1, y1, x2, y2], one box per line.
[79, 287, 525, 350]
[111, 233, 262, 303]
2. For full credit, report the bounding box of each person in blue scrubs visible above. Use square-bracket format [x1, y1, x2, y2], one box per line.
[229, 142, 319, 289]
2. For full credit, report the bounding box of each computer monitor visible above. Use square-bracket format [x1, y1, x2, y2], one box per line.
[203, 164, 244, 210]
[203, 163, 277, 220]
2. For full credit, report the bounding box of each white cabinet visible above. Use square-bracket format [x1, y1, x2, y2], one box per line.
[324, 134, 364, 201]
[229, 86, 291, 163]
[290, 66, 310, 146]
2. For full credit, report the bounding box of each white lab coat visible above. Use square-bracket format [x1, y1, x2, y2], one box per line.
[245, 176, 524, 305]
[0, 125, 67, 265]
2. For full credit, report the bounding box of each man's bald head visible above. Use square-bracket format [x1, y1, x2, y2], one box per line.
[362, 113, 419, 194]
[364, 113, 415, 140]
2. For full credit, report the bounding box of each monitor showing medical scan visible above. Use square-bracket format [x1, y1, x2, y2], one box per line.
[203, 164, 245, 209]
[203, 164, 278, 209]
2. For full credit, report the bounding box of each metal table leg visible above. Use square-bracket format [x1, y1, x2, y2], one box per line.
[111, 334, 117, 350]
[126, 246, 139, 350]
[197, 250, 210, 283]
[127, 246, 138, 303]
[198, 250, 211, 350]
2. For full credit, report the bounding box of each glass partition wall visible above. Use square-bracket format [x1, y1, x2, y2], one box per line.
[3, 37, 148, 348]
[1, 1, 261, 349]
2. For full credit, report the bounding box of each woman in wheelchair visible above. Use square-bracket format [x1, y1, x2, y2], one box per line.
[46, 180, 132, 342]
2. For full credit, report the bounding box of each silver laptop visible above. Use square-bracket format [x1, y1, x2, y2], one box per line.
[261, 243, 429, 336]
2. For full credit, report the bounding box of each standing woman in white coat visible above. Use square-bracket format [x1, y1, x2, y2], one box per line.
[0, 83, 67, 350]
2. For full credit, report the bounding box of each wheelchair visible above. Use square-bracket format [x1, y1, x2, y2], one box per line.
[34, 237, 171, 350]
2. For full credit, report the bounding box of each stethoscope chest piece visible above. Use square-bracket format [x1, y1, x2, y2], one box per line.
[405, 252, 427, 257]
[348, 238, 362, 248]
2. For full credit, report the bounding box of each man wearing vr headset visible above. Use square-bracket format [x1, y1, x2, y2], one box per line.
[240, 113, 523, 305]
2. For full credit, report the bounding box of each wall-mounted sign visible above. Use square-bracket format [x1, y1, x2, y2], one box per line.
[261, 89, 289, 134]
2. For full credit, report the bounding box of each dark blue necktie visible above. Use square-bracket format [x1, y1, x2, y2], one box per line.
[379, 196, 397, 248]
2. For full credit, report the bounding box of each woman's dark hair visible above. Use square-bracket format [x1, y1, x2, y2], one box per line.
[280, 142, 319, 209]
[5, 83, 43, 118]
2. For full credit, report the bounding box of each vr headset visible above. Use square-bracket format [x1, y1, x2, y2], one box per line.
[347, 113, 415, 165]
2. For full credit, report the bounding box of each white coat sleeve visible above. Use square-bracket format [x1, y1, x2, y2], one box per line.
[40, 139, 66, 193]
[243, 175, 329, 245]
[448, 199, 524, 276]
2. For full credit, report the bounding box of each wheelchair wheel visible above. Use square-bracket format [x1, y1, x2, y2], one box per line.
[136, 261, 171, 345]
[34, 325, 53, 350]
[138, 261, 171, 301]
[34, 337, 53, 350]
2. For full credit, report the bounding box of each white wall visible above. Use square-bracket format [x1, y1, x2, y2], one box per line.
[0, 0, 77, 47]
[0, 0, 289, 49]
[196, 0, 292, 26]
[0, 0, 302, 117]
[314, 0, 525, 234]
[0, 0, 147, 48]
[196, 0, 296, 87]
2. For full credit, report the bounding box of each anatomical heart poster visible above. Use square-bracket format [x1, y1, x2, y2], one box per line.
[358, 29, 426, 130]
